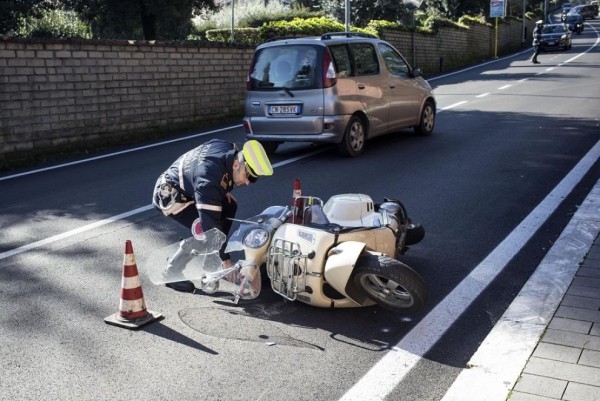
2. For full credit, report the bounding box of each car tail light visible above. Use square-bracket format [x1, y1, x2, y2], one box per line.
[322, 49, 337, 88]
[245, 70, 252, 90]
[246, 58, 256, 90]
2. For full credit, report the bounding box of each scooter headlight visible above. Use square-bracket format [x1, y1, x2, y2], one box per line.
[243, 227, 269, 248]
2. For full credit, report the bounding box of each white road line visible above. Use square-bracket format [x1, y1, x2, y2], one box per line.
[0, 205, 153, 261]
[441, 179, 600, 401]
[498, 84, 511, 90]
[440, 101, 468, 111]
[427, 50, 532, 82]
[0, 153, 326, 262]
[0, 126, 241, 182]
[338, 139, 600, 401]
[477, 93, 490, 98]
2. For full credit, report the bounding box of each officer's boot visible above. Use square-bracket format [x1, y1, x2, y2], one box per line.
[162, 238, 196, 292]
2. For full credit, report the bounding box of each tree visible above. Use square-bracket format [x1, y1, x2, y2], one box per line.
[0, 0, 56, 35]
[318, 0, 413, 27]
[64, 0, 216, 40]
[424, 0, 462, 19]
[313, 0, 499, 27]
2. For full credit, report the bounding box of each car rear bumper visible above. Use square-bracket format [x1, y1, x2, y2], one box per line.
[243, 115, 351, 144]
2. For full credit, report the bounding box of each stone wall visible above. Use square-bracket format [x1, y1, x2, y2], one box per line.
[382, 18, 534, 74]
[0, 18, 534, 170]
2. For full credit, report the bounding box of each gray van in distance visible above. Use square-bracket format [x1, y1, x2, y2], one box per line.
[243, 32, 436, 157]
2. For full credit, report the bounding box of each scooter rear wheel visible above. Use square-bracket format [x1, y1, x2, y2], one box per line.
[352, 254, 427, 313]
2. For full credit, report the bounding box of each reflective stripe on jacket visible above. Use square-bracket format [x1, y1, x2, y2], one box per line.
[156, 139, 237, 232]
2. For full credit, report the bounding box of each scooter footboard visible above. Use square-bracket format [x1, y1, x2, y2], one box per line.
[266, 238, 308, 301]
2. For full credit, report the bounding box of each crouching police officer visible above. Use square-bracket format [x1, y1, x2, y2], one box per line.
[152, 139, 273, 292]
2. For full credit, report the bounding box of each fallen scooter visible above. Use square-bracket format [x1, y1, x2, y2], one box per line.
[147, 190, 427, 313]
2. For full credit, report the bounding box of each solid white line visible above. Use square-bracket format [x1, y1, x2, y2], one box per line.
[0, 153, 325, 262]
[0, 205, 153, 261]
[0, 125, 241, 182]
[441, 180, 600, 401]
[427, 50, 532, 82]
[338, 139, 600, 401]
[440, 101, 468, 111]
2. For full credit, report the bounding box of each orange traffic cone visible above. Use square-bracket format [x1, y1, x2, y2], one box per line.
[104, 240, 163, 330]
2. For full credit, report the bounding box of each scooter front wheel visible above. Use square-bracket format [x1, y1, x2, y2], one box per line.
[352, 254, 427, 313]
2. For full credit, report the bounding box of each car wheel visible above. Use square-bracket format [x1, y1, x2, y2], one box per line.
[413, 100, 435, 136]
[337, 115, 366, 157]
[259, 141, 280, 155]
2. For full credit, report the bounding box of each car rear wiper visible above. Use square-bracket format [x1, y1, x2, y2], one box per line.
[282, 87, 294, 98]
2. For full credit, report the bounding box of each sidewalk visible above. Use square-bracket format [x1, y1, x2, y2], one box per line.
[441, 179, 600, 401]
[508, 239, 600, 401]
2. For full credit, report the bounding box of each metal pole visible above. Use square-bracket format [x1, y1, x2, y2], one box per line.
[231, 0, 235, 42]
[412, 11, 416, 67]
[345, 0, 350, 32]
[494, 17, 498, 58]
[522, 0, 526, 47]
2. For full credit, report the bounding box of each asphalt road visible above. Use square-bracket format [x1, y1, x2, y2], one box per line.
[1, 20, 599, 401]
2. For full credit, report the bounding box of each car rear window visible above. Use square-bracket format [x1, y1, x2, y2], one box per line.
[248, 45, 320, 90]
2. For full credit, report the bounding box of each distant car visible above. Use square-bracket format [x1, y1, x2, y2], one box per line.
[590, 1, 599, 16]
[569, 4, 595, 19]
[540, 24, 572, 51]
[564, 13, 584, 34]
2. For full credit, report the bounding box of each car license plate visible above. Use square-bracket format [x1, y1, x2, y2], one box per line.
[269, 105, 300, 115]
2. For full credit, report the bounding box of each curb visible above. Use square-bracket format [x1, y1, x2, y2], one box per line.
[441, 179, 600, 401]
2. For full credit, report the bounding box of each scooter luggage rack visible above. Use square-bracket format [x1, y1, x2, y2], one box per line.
[267, 238, 307, 301]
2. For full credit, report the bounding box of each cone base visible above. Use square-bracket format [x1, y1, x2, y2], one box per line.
[104, 310, 164, 330]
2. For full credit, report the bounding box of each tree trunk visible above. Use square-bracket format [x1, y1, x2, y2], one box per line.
[139, 1, 157, 40]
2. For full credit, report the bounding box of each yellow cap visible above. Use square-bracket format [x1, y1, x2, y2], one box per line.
[242, 140, 273, 178]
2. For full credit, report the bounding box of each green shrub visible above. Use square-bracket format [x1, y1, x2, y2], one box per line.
[365, 20, 407, 36]
[18, 10, 91, 39]
[458, 14, 489, 26]
[238, 8, 322, 28]
[422, 15, 466, 33]
[192, 0, 318, 42]
[205, 27, 262, 44]
[258, 16, 372, 39]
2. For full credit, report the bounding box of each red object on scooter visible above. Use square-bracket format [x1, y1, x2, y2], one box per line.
[290, 178, 303, 224]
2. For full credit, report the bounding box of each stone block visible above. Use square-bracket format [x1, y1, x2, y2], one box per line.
[543, 329, 600, 351]
[563, 382, 600, 401]
[562, 294, 600, 310]
[525, 356, 600, 386]
[548, 316, 592, 334]
[579, 349, 600, 368]
[533, 342, 582, 363]
[513, 373, 567, 398]
[555, 305, 600, 323]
